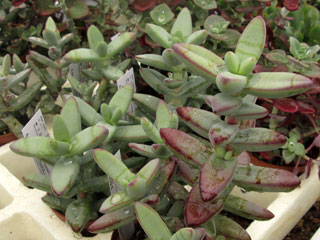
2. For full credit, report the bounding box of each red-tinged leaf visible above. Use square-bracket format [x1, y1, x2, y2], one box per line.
[148, 160, 177, 195]
[237, 151, 251, 165]
[297, 101, 315, 114]
[305, 158, 313, 178]
[254, 64, 269, 73]
[88, 207, 135, 233]
[176, 159, 200, 185]
[273, 98, 299, 113]
[160, 128, 212, 168]
[233, 165, 301, 192]
[225, 195, 274, 220]
[209, 122, 238, 146]
[12, 0, 27, 6]
[230, 128, 287, 152]
[206, 94, 242, 115]
[283, 0, 299, 11]
[200, 157, 238, 201]
[185, 184, 225, 226]
[133, 0, 158, 12]
[176, 107, 219, 138]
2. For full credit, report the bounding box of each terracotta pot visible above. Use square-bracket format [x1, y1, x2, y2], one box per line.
[249, 153, 306, 174]
[0, 132, 17, 146]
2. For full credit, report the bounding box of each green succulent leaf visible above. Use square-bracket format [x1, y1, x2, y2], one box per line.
[107, 32, 136, 58]
[135, 202, 172, 240]
[69, 125, 108, 156]
[10, 137, 70, 158]
[150, 3, 174, 25]
[93, 149, 135, 188]
[146, 23, 172, 48]
[235, 16, 266, 63]
[171, 7, 192, 40]
[51, 159, 80, 196]
[245, 72, 313, 98]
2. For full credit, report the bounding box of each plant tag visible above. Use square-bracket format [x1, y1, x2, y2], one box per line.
[21, 109, 52, 176]
[111, 32, 121, 41]
[68, 63, 89, 96]
[116, 68, 137, 117]
[108, 150, 135, 240]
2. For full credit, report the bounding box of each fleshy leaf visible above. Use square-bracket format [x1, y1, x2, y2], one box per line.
[156, 100, 171, 129]
[172, 43, 224, 82]
[230, 128, 287, 152]
[160, 128, 212, 168]
[146, 24, 172, 48]
[64, 49, 101, 63]
[51, 160, 80, 196]
[209, 121, 238, 146]
[233, 165, 301, 192]
[60, 97, 81, 139]
[65, 198, 91, 233]
[135, 202, 172, 239]
[113, 125, 150, 143]
[245, 72, 312, 98]
[206, 93, 242, 114]
[200, 156, 238, 201]
[107, 32, 136, 58]
[224, 195, 274, 220]
[228, 102, 269, 120]
[88, 207, 135, 233]
[171, 7, 192, 39]
[235, 16, 266, 63]
[108, 85, 134, 117]
[69, 126, 108, 156]
[100, 192, 133, 213]
[215, 215, 251, 240]
[185, 183, 225, 226]
[136, 54, 177, 72]
[133, 93, 162, 115]
[87, 25, 105, 50]
[171, 228, 206, 240]
[10, 137, 70, 158]
[177, 107, 220, 138]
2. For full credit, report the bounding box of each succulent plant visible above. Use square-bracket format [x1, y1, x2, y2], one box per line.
[172, 16, 313, 120]
[63, 24, 136, 109]
[136, 7, 210, 106]
[0, 53, 40, 138]
[27, 17, 75, 113]
[9, 96, 111, 232]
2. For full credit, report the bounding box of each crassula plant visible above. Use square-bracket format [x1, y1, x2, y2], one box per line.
[0, 54, 40, 138]
[10, 96, 110, 232]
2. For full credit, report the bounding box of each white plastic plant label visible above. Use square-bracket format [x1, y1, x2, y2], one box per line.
[116, 67, 137, 117]
[21, 109, 52, 176]
[107, 150, 135, 240]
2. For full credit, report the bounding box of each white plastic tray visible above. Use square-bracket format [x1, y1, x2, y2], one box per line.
[1, 139, 319, 240]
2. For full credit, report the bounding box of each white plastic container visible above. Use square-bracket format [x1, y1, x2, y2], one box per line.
[0, 141, 319, 240]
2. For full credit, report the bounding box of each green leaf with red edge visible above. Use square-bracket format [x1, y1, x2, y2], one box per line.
[233, 165, 301, 192]
[200, 156, 238, 202]
[224, 195, 274, 220]
[65, 198, 91, 233]
[245, 72, 313, 98]
[176, 159, 200, 185]
[176, 107, 220, 138]
[160, 128, 212, 168]
[206, 93, 242, 115]
[185, 183, 226, 226]
[171, 228, 207, 240]
[148, 160, 177, 195]
[99, 192, 133, 214]
[172, 43, 224, 82]
[228, 102, 269, 120]
[88, 206, 135, 233]
[229, 128, 287, 152]
[51, 160, 80, 197]
[208, 121, 238, 146]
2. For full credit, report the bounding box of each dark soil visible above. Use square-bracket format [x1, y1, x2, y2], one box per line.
[223, 199, 320, 240]
[285, 198, 320, 240]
